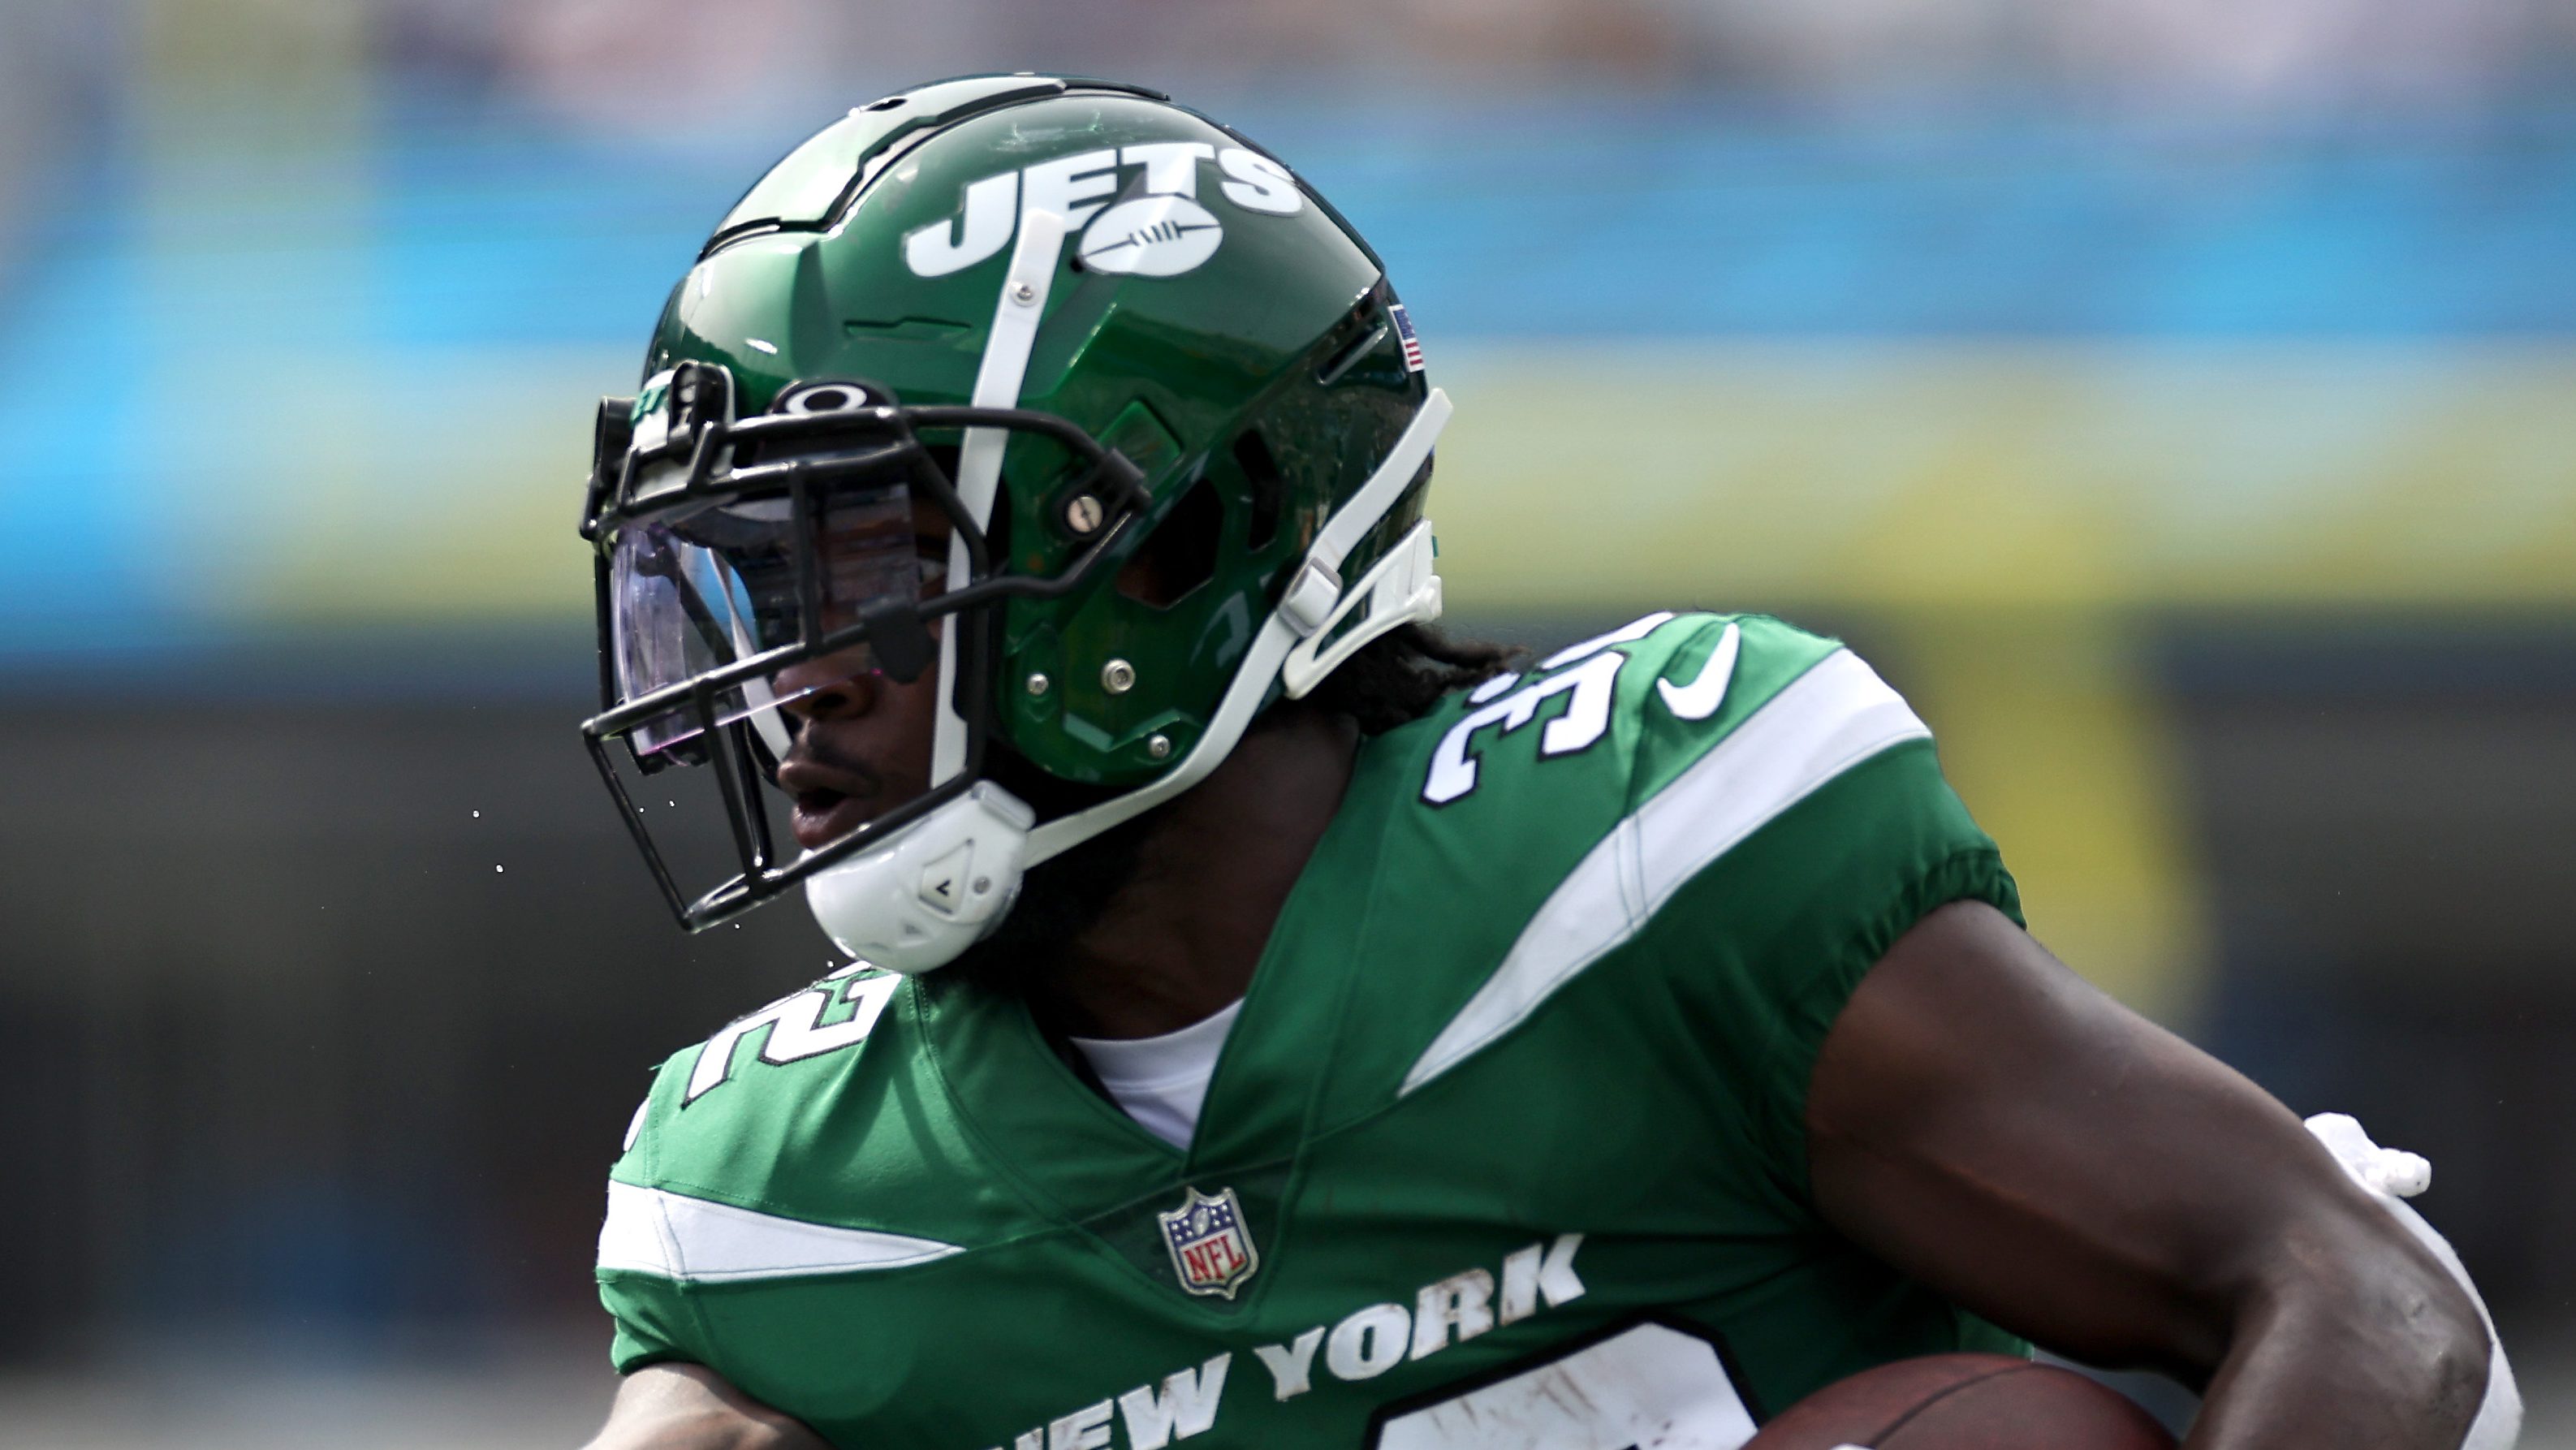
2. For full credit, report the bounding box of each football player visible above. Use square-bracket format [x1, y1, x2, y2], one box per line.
[573, 76, 2516, 1450]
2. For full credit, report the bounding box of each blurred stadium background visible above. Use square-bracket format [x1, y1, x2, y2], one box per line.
[2, 0, 2572, 1444]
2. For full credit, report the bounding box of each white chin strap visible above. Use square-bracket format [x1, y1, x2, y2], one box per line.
[803, 209, 1452, 973]
[807, 386, 1451, 974]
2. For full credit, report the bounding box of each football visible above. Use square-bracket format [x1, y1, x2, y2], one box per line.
[1745, 1353, 2177, 1449]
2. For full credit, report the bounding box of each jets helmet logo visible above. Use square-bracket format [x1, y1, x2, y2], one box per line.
[1079, 195, 1224, 277]
[904, 143, 1301, 278]
[1159, 1185, 1260, 1298]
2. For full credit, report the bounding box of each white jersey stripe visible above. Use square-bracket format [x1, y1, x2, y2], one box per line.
[598, 1181, 963, 1282]
[1399, 648, 1931, 1097]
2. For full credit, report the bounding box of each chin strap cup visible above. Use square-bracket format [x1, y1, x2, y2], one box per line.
[803, 782, 1036, 975]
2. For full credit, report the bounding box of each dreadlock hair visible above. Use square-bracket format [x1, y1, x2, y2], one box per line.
[1301, 623, 1528, 736]
[1287, 453, 1527, 732]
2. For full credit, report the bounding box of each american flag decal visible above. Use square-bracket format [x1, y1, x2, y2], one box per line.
[1390, 303, 1426, 373]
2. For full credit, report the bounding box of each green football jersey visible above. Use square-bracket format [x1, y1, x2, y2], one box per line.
[598, 611, 2027, 1448]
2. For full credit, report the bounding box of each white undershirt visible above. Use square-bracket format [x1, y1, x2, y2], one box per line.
[1067, 999, 1244, 1150]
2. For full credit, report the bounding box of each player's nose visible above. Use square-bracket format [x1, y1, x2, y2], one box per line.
[773, 649, 880, 722]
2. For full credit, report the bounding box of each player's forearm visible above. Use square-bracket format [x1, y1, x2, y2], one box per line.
[2184, 1241, 2487, 1450]
[581, 1413, 796, 1450]
[583, 1365, 831, 1450]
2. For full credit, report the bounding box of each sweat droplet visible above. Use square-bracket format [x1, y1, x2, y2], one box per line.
[471, 810, 480, 818]
[494, 865, 505, 874]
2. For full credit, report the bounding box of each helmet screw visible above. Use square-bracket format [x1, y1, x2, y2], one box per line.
[1024, 671, 1051, 697]
[1010, 282, 1038, 304]
[1063, 494, 1104, 536]
[1101, 658, 1137, 694]
[1146, 733, 1172, 760]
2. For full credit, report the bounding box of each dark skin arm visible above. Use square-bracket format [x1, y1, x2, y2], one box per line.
[1809, 900, 2488, 1449]
[581, 1363, 829, 1450]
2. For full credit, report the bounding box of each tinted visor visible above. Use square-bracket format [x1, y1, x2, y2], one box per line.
[606, 482, 933, 762]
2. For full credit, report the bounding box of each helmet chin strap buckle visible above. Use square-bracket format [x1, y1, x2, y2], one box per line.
[1277, 559, 1343, 637]
[1279, 520, 1443, 699]
[804, 782, 1038, 975]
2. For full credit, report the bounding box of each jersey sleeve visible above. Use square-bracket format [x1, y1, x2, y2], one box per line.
[1621, 615, 2022, 1205]
[601, 1278, 695, 1374]
[594, 1062, 710, 1375]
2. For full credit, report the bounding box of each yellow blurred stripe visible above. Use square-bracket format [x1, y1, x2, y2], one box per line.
[1879, 611, 2208, 1021]
[183, 339, 2576, 624]
[1431, 341, 2576, 612]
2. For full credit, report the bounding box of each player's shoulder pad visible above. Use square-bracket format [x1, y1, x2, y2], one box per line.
[1374, 611, 1958, 1098]
[1411, 610, 1857, 813]
[614, 965, 913, 1180]
[598, 965, 999, 1278]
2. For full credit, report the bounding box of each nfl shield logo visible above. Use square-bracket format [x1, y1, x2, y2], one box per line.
[1159, 1185, 1260, 1299]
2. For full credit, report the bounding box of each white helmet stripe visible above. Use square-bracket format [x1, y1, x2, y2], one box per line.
[932, 206, 1070, 787]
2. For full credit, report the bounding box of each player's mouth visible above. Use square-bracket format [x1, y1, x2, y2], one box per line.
[776, 755, 885, 852]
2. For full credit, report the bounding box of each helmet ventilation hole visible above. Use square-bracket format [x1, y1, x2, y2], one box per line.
[1234, 430, 1283, 553]
[1115, 477, 1224, 608]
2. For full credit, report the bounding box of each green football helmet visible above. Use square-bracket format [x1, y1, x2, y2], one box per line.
[579, 75, 1450, 972]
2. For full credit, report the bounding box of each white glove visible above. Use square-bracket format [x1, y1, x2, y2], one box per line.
[2304, 1113, 2521, 1450]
